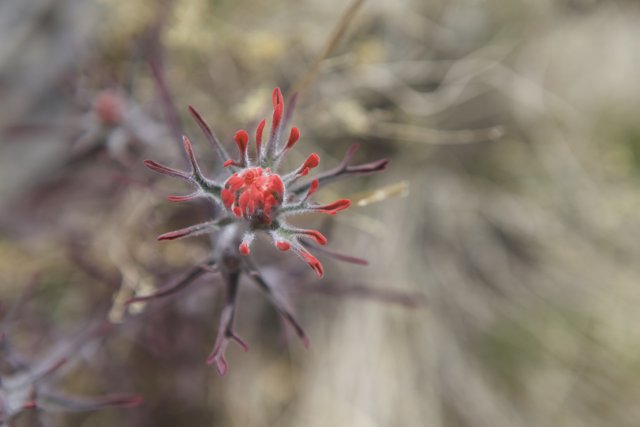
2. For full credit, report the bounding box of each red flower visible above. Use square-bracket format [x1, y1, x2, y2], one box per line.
[139, 87, 389, 374]
[221, 167, 284, 221]
[146, 87, 384, 276]
[94, 90, 123, 126]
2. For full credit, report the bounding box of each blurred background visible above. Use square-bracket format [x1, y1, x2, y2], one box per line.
[2, 0, 640, 425]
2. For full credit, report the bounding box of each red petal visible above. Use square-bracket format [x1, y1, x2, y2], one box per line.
[239, 191, 251, 214]
[221, 188, 235, 208]
[226, 174, 244, 191]
[298, 229, 327, 245]
[285, 127, 300, 150]
[310, 230, 327, 245]
[303, 153, 320, 169]
[297, 153, 320, 176]
[300, 250, 324, 277]
[234, 130, 249, 154]
[315, 199, 351, 215]
[275, 241, 291, 251]
[255, 119, 266, 154]
[271, 87, 284, 133]
[306, 179, 319, 198]
[268, 175, 284, 197]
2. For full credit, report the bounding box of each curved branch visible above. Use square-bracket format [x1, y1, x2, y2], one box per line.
[245, 261, 310, 348]
[290, 144, 389, 195]
[207, 270, 248, 375]
[125, 261, 214, 304]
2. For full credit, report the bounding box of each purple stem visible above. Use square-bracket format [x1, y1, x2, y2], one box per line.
[290, 144, 389, 195]
[125, 262, 213, 304]
[302, 241, 369, 266]
[207, 271, 248, 375]
[246, 264, 310, 348]
[188, 105, 232, 170]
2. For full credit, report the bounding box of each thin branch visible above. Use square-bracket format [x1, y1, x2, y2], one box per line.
[207, 271, 248, 375]
[290, 144, 389, 195]
[301, 241, 369, 266]
[245, 261, 310, 348]
[188, 105, 232, 169]
[125, 261, 214, 304]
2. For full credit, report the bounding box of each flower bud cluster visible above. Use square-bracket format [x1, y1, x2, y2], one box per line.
[141, 87, 389, 373]
[145, 88, 363, 277]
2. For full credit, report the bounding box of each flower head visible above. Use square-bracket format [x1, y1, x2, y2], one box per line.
[221, 167, 284, 222]
[140, 87, 389, 374]
[145, 87, 384, 277]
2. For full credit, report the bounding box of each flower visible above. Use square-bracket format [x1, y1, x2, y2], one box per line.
[94, 90, 124, 126]
[147, 88, 361, 277]
[138, 87, 389, 374]
[73, 89, 166, 164]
